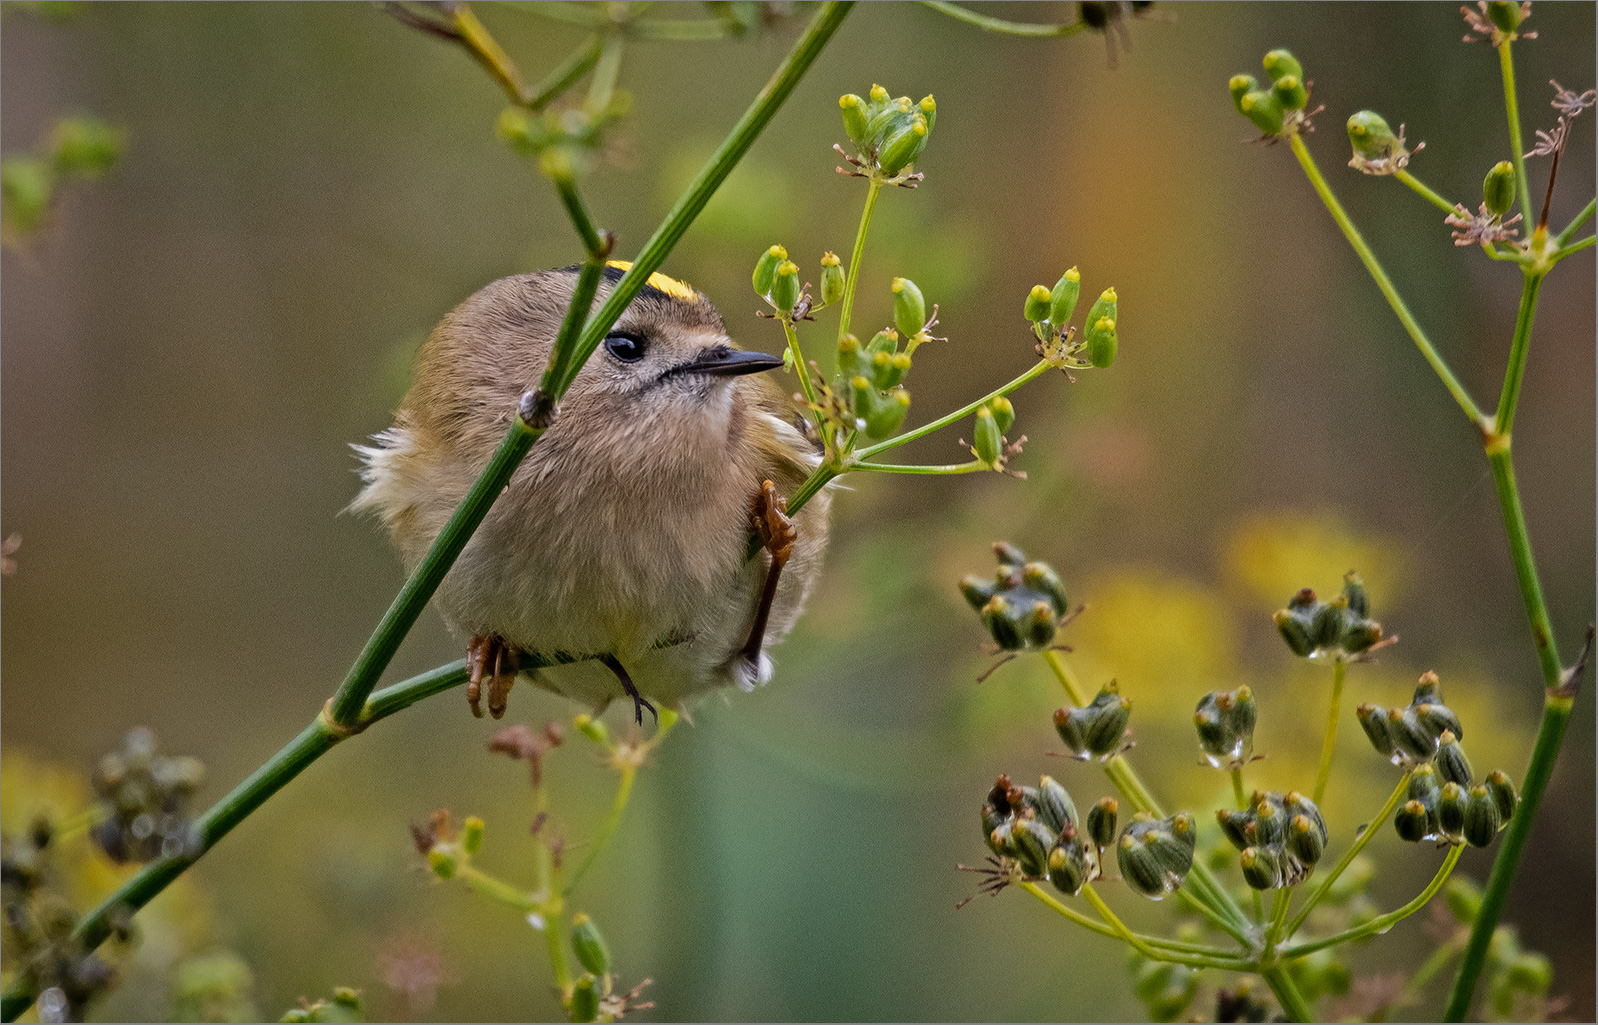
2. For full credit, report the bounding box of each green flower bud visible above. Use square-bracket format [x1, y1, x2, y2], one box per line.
[1024, 284, 1053, 323]
[1216, 809, 1252, 851]
[573, 713, 609, 746]
[752, 245, 787, 298]
[1118, 830, 1172, 898]
[973, 406, 1003, 465]
[982, 595, 1024, 651]
[1048, 836, 1089, 896]
[1194, 704, 1231, 764]
[1435, 731, 1473, 787]
[570, 913, 612, 976]
[1347, 110, 1401, 162]
[1011, 816, 1055, 877]
[993, 541, 1028, 568]
[770, 259, 801, 314]
[1341, 571, 1370, 618]
[1484, 769, 1517, 823]
[819, 251, 844, 305]
[1480, 160, 1517, 218]
[1272, 74, 1308, 111]
[427, 847, 458, 879]
[1035, 775, 1078, 836]
[1274, 608, 1315, 657]
[1288, 813, 1326, 865]
[849, 375, 879, 422]
[892, 277, 926, 339]
[870, 351, 900, 390]
[1395, 799, 1431, 843]
[868, 83, 889, 104]
[1086, 315, 1117, 369]
[1084, 287, 1118, 335]
[1262, 49, 1303, 83]
[1024, 600, 1059, 649]
[1020, 561, 1068, 619]
[1147, 812, 1197, 876]
[1485, 0, 1523, 33]
[1229, 74, 1259, 114]
[1049, 267, 1081, 327]
[1284, 791, 1327, 842]
[1340, 618, 1384, 654]
[878, 113, 928, 174]
[1463, 785, 1501, 847]
[1408, 763, 1442, 808]
[959, 573, 998, 612]
[1357, 703, 1396, 758]
[1412, 671, 1443, 706]
[918, 94, 937, 134]
[1506, 950, 1552, 994]
[1239, 90, 1285, 135]
[461, 815, 485, 855]
[987, 817, 1015, 857]
[1438, 782, 1467, 838]
[1087, 797, 1118, 849]
[1445, 877, 1483, 923]
[989, 395, 1016, 435]
[865, 387, 909, 440]
[865, 329, 899, 358]
[570, 975, 599, 1023]
[1240, 846, 1279, 890]
[1054, 706, 1089, 755]
[0, 157, 54, 237]
[839, 93, 869, 144]
[837, 333, 865, 380]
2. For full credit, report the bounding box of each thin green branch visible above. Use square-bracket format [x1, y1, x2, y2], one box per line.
[1393, 169, 1458, 214]
[1554, 234, 1595, 258]
[1260, 964, 1315, 1023]
[1498, 41, 1534, 227]
[1286, 771, 1411, 937]
[450, 3, 532, 105]
[1312, 659, 1346, 805]
[918, 0, 1088, 38]
[1080, 885, 1252, 970]
[780, 319, 825, 430]
[499, 1, 605, 27]
[1287, 133, 1485, 425]
[854, 358, 1053, 460]
[1284, 844, 1463, 959]
[625, 18, 732, 42]
[563, 714, 677, 894]
[1556, 198, 1596, 245]
[835, 179, 882, 348]
[851, 459, 989, 474]
[1493, 272, 1543, 435]
[585, 33, 626, 115]
[530, 35, 606, 112]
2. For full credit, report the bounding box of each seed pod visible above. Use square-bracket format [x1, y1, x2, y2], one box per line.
[836, 334, 865, 381]
[1048, 837, 1089, 896]
[1054, 706, 1089, 756]
[865, 329, 899, 359]
[1262, 49, 1303, 83]
[1083, 287, 1118, 336]
[1229, 74, 1259, 113]
[987, 817, 1015, 857]
[1118, 831, 1170, 898]
[1485, 0, 1523, 32]
[427, 847, 458, 879]
[1240, 846, 1278, 890]
[1252, 799, 1285, 847]
[1456, 794, 1496, 853]
[1273, 591, 1318, 657]
[1083, 684, 1131, 757]
[752, 244, 786, 296]
[1340, 571, 1370, 617]
[989, 395, 1016, 435]
[1438, 782, 1467, 839]
[960, 574, 998, 612]
[570, 913, 612, 976]
[1310, 598, 1347, 649]
[1222, 685, 1258, 741]
[1151, 812, 1197, 875]
[1435, 732, 1473, 787]
[993, 541, 1027, 568]
[461, 815, 485, 855]
[973, 406, 1003, 465]
[871, 351, 897, 390]
[1340, 618, 1384, 654]
[1011, 816, 1055, 877]
[1413, 702, 1465, 744]
[849, 375, 879, 425]
[980, 801, 1008, 849]
[1347, 110, 1401, 162]
[863, 95, 911, 147]
[1357, 703, 1396, 758]
[1086, 315, 1117, 369]
[1288, 813, 1325, 866]
[1484, 769, 1518, 823]
[1408, 763, 1441, 808]
[839, 93, 869, 144]
[770, 259, 801, 314]
[1194, 703, 1231, 763]
[868, 83, 889, 104]
[1412, 671, 1443, 706]
[1049, 267, 1081, 327]
[1024, 284, 1053, 323]
[1239, 90, 1285, 135]
[1394, 708, 1439, 761]
[1034, 775, 1078, 835]
[573, 713, 609, 746]
[1216, 809, 1252, 851]
[1395, 799, 1431, 843]
[878, 113, 928, 174]
[819, 251, 844, 305]
[918, 94, 937, 133]
[1273, 74, 1308, 111]
[892, 277, 927, 339]
[1283, 792, 1327, 846]
[1024, 600, 1059, 649]
[1479, 160, 1517, 218]
[1088, 798, 1118, 849]
[982, 595, 1023, 650]
[570, 975, 599, 1023]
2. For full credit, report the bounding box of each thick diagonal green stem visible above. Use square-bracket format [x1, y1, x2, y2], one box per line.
[1260, 965, 1315, 1023]
[1287, 133, 1485, 425]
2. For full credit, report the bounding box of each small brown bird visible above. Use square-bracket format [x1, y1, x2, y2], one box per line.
[353, 263, 830, 721]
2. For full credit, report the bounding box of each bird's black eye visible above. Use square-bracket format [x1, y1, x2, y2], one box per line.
[604, 333, 648, 363]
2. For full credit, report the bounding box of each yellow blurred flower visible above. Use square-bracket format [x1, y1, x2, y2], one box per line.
[1223, 511, 1404, 608]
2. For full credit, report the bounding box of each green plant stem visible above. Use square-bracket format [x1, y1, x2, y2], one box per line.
[1498, 41, 1534, 227]
[551, 176, 608, 262]
[781, 319, 825, 434]
[563, 715, 677, 895]
[918, 0, 1088, 37]
[1286, 771, 1411, 937]
[1493, 272, 1542, 436]
[1556, 198, 1596, 245]
[1555, 234, 1596, 258]
[553, 1, 853, 397]
[1079, 885, 1251, 971]
[1287, 133, 1485, 425]
[1393, 169, 1457, 214]
[541, 254, 608, 396]
[585, 33, 625, 115]
[1284, 844, 1463, 959]
[457, 862, 539, 910]
[852, 459, 988, 474]
[1017, 882, 1242, 959]
[528, 35, 606, 113]
[835, 179, 882, 348]
[855, 358, 1053, 460]
[1260, 964, 1316, 1023]
[1039, 650, 1254, 941]
[1404, 933, 1466, 1003]
[501, 0, 603, 28]
[784, 466, 837, 518]
[1264, 886, 1292, 949]
[450, 3, 530, 103]
[1311, 659, 1346, 805]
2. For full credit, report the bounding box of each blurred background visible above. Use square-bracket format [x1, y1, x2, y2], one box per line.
[2, 2, 1593, 1020]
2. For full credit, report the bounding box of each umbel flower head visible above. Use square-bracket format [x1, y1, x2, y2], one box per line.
[835, 85, 935, 185]
[1216, 790, 1328, 889]
[1346, 110, 1423, 174]
[960, 542, 1072, 652]
[1054, 681, 1132, 761]
[976, 773, 1097, 897]
[1194, 685, 1258, 769]
[1272, 572, 1387, 660]
[1116, 811, 1197, 899]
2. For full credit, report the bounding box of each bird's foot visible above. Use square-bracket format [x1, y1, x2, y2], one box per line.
[466, 634, 523, 720]
[598, 653, 657, 726]
[738, 481, 796, 672]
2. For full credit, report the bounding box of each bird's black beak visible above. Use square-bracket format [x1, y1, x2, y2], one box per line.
[673, 344, 785, 377]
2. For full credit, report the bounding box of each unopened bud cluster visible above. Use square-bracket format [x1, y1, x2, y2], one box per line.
[1054, 681, 1133, 762]
[1217, 790, 1328, 889]
[497, 93, 629, 184]
[90, 727, 205, 864]
[981, 774, 1100, 895]
[1116, 811, 1198, 899]
[837, 85, 936, 181]
[1229, 49, 1312, 137]
[1026, 267, 1122, 371]
[1358, 672, 1518, 847]
[960, 542, 1071, 652]
[1194, 685, 1257, 768]
[1272, 572, 1384, 660]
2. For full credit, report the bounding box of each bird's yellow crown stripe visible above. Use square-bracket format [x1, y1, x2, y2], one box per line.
[605, 260, 699, 301]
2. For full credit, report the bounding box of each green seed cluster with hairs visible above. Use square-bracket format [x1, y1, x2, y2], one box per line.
[1272, 571, 1384, 659]
[960, 542, 1071, 652]
[1216, 790, 1328, 889]
[1117, 811, 1198, 899]
[981, 773, 1099, 896]
[1194, 685, 1258, 768]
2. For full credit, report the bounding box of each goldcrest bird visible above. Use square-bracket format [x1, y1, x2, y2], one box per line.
[352, 263, 831, 722]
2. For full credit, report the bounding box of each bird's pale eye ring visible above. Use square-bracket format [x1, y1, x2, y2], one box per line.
[604, 332, 648, 363]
